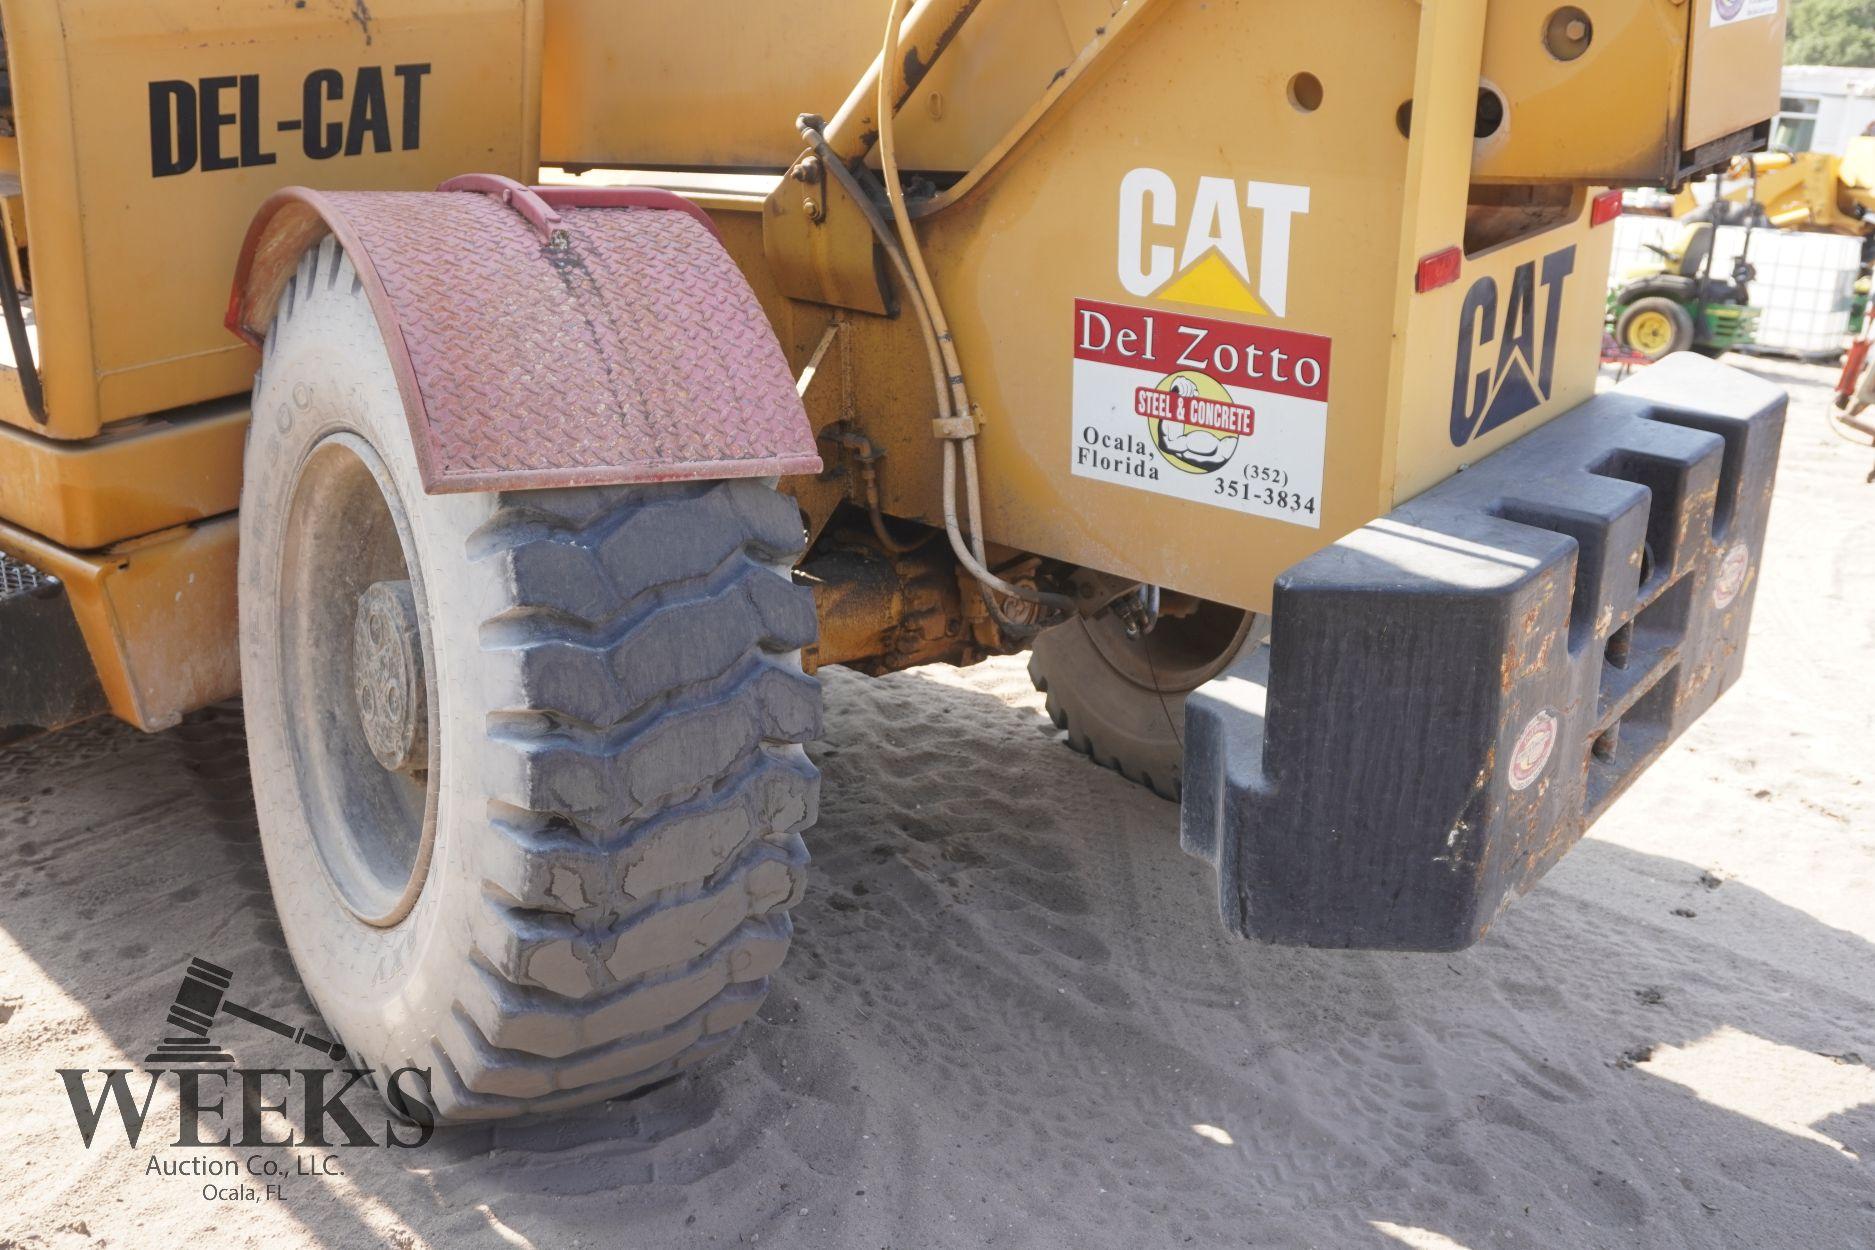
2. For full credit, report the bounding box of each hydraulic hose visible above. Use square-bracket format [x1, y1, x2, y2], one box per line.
[873, 0, 1074, 621]
[880, 0, 968, 426]
[793, 112, 1073, 618]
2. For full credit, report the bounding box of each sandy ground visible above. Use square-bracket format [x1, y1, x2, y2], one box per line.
[1, 356, 1871, 1250]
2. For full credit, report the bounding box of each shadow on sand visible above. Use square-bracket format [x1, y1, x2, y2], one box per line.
[1, 660, 1869, 1248]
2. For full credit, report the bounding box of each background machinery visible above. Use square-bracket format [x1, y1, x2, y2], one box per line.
[1610, 137, 1875, 361]
[1671, 139, 1875, 237]
[1608, 217, 1761, 359]
[0, 0, 1789, 1119]
[1661, 138, 1875, 463]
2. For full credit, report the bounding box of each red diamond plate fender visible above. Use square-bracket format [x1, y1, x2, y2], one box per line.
[227, 175, 821, 493]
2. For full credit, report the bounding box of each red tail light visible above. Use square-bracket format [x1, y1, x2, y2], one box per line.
[1415, 246, 1463, 293]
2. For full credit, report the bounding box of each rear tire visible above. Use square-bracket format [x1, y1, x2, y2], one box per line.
[239, 237, 821, 1120]
[1028, 601, 1255, 801]
[1616, 297, 1695, 361]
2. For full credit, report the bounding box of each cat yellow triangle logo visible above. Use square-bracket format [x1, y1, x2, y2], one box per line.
[1117, 168, 1310, 318]
[1150, 250, 1270, 316]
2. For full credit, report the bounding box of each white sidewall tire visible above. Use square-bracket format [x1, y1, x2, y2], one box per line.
[239, 246, 503, 1093]
[238, 239, 821, 1120]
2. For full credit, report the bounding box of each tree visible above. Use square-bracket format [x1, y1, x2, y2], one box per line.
[1787, 0, 1875, 68]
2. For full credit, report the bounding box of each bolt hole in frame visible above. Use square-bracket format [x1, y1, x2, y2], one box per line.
[1395, 84, 1509, 140]
[1286, 71, 1323, 114]
[1543, 5, 1594, 62]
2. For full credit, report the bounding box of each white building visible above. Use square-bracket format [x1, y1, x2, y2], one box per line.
[1776, 66, 1875, 155]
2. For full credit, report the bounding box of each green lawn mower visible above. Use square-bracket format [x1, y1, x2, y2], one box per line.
[1608, 219, 1760, 362]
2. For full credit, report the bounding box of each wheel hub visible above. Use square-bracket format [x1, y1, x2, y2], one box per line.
[277, 430, 436, 927]
[1084, 597, 1257, 694]
[353, 579, 429, 776]
[1628, 310, 1673, 354]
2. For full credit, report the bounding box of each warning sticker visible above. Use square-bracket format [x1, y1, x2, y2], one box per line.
[1709, 0, 1776, 27]
[1070, 298, 1330, 527]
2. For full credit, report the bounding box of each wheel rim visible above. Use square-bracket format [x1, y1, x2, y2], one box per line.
[1626, 309, 1675, 356]
[276, 432, 438, 927]
[1082, 598, 1255, 695]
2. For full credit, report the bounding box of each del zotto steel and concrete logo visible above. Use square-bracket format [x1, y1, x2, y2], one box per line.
[56, 957, 434, 1201]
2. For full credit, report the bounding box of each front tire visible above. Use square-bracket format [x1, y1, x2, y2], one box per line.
[239, 237, 821, 1120]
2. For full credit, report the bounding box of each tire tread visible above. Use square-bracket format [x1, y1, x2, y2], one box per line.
[451, 466, 819, 1104]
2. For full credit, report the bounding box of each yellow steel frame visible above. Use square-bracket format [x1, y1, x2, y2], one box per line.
[542, 0, 1780, 612]
[0, 516, 238, 730]
[0, 401, 247, 549]
[0, 0, 1787, 728]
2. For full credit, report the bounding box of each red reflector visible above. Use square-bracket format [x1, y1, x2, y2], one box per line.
[1415, 246, 1463, 293]
[1591, 188, 1624, 226]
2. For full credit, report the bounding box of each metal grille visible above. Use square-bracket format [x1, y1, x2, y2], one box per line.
[1, 552, 53, 598]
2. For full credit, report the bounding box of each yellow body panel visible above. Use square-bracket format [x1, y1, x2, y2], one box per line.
[1683, 0, 1787, 153]
[541, 0, 1122, 179]
[1471, 0, 1691, 186]
[0, 0, 540, 729]
[0, 0, 541, 440]
[898, 0, 1421, 604]
[567, 0, 1616, 611]
[538, 0, 1756, 612]
[1471, 0, 1784, 187]
[0, 401, 248, 550]
[0, 515, 238, 730]
[540, 0, 874, 170]
[0, 0, 1784, 726]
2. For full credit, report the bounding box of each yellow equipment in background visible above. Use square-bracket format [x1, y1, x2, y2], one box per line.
[1672, 137, 1875, 234]
[0, 0, 1793, 1121]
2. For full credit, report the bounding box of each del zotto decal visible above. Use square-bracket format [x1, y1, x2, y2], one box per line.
[1710, 0, 1777, 27]
[1071, 299, 1330, 527]
[1712, 542, 1751, 609]
[147, 64, 431, 178]
[1117, 167, 1311, 317]
[1508, 710, 1559, 792]
[1449, 244, 1577, 447]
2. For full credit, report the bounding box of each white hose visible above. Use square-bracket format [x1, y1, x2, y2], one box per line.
[881, 0, 967, 420]
[876, 3, 1070, 613]
[872, 0, 1072, 614]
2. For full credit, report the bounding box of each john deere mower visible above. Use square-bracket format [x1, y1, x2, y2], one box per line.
[1609, 219, 1760, 361]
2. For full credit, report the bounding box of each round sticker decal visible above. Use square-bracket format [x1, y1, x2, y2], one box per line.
[1712, 542, 1750, 610]
[1509, 710, 1558, 792]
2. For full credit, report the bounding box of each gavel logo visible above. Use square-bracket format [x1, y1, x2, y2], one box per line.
[145, 957, 347, 1065]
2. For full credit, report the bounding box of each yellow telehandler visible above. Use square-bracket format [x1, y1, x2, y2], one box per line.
[0, 0, 1790, 1119]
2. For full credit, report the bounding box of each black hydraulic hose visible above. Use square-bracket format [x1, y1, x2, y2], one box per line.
[0, 243, 44, 423]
